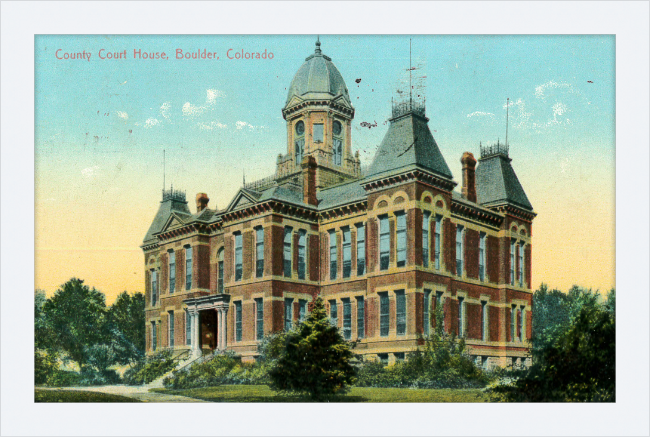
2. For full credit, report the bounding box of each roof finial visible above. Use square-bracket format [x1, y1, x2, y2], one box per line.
[243, 169, 246, 186]
[315, 36, 321, 54]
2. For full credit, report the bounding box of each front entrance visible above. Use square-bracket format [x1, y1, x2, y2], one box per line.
[201, 310, 218, 351]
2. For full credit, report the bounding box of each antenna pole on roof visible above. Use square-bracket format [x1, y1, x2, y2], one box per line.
[506, 97, 509, 148]
[163, 149, 166, 191]
[409, 38, 412, 109]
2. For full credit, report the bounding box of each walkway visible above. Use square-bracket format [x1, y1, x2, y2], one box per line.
[38, 385, 209, 402]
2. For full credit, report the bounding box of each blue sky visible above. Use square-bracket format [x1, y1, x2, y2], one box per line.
[34, 34, 616, 300]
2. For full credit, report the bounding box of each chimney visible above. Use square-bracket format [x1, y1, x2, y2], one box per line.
[301, 155, 318, 206]
[196, 192, 209, 212]
[461, 152, 477, 203]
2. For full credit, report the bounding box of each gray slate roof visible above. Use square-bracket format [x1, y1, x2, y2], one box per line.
[142, 197, 192, 244]
[365, 113, 453, 181]
[476, 154, 533, 211]
[317, 180, 366, 210]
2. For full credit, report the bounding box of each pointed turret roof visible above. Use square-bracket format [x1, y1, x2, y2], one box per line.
[142, 189, 192, 245]
[476, 146, 533, 211]
[365, 110, 453, 182]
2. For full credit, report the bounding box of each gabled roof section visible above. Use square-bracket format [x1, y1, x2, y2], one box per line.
[225, 189, 261, 212]
[365, 112, 453, 182]
[317, 180, 366, 210]
[476, 154, 533, 211]
[142, 191, 192, 245]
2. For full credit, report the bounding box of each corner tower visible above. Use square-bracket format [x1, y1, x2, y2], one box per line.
[279, 38, 360, 189]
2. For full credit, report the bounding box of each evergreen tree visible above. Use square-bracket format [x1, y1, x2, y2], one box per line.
[268, 297, 356, 400]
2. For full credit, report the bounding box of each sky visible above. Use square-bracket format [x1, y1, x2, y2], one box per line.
[34, 34, 615, 304]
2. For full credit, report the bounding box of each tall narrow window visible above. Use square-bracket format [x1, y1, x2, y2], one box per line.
[436, 291, 445, 331]
[423, 289, 431, 336]
[151, 270, 158, 306]
[185, 310, 191, 345]
[299, 299, 307, 323]
[510, 239, 516, 286]
[329, 300, 338, 327]
[255, 227, 264, 278]
[479, 233, 486, 282]
[456, 226, 464, 276]
[481, 301, 488, 341]
[396, 290, 406, 336]
[379, 215, 390, 271]
[434, 215, 442, 270]
[342, 227, 351, 278]
[422, 211, 430, 267]
[255, 298, 264, 340]
[379, 293, 389, 337]
[356, 296, 365, 339]
[151, 321, 157, 351]
[235, 301, 242, 342]
[313, 123, 324, 143]
[342, 298, 352, 340]
[283, 227, 292, 278]
[284, 298, 293, 331]
[168, 311, 175, 348]
[234, 233, 243, 282]
[332, 139, 342, 165]
[520, 306, 526, 342]
[396, 212, 406, 267]
[295, 138, 304, 165]
[457, 297, 465, 337]
[518, 242, 524, 287]
[329, 230, 337, 280]
[298, 230, 306, 280]
[185, 246, 192, 290]
[356, 223, 366, 276]
[217, 249, 224, 293]
[511, 305, 517, 341]
[168, 250, 176, 294]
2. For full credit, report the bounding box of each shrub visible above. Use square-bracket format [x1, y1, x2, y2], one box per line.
[123, 350, 176, 385]
[35, 350, 60, 385]
[45, 369, 85, 387]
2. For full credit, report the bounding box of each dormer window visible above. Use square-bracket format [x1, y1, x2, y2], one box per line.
[313, 123, 324, 143]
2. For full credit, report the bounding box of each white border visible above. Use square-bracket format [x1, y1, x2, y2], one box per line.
[2, 1, 648, 436]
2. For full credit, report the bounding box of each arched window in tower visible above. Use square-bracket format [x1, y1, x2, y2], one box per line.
[294, 120, 305, 165]
[332, 120, 343, 166]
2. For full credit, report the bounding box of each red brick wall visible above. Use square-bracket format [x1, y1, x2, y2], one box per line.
[242, 230, 253, 281]
[489, 306, 500, 342]
[466, 302, 481, 339]
[366, 296, 376, 338]
[309, 234, 320, 281]
[144, 269, 151, 306]
[500, 236, 511, 285]
[526, 310, 532, 340]
[196, 245, 210, 289]
[367, 218, 377, 273]
[320, 232, 328, 281]
[272, 299, 284, 332]
[263, 226, 273, 276]
[414, 291, 423, 334]
[223, 234, 233, 283]
[449, 298, 459, 335]
[176, 249, 185, 291]
[292, 232, 300, 277]
[408, 208, 418, 266]
[271, 225, 284, 277]
[160, 252, 168, 294]
[487, 235, 499, 283]
[505, 307, 512, 342]
[525, 244, 532, 289]
[465, 228, 480, 280]
[444, 219, 456, 275]
[351, 226, 358, 274]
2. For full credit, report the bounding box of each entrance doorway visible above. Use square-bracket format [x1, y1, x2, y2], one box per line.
[200, 310, 219, 351]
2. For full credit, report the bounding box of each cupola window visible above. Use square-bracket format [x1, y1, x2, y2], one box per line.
[295, 121, 305, 165]
[313, 123, 324, 143]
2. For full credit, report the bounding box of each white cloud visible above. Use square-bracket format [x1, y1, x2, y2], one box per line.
[144, 118, 160, 128]
[535, 80, 575, 99]
[182, 89, 224, 117]
[160, 102, 171, 119]
[116, 111, 128, 120]
[236, 121, 260, 130]
[504, 98, 533, 129]
[206, 88, 224, 104]
[197, 121, 228, 130]
[466, 111, 494, 118]
[544, 102, 569, 127]
[81, 166, 100, 178]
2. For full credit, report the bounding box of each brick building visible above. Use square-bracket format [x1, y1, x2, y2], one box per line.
[142, 39, 536, 369]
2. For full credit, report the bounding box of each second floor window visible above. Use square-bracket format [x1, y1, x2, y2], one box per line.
[456, 226, 464, 276]
[283, 227, 292, 278]
[518, 243, 524, 287]
[434, 215, 442, 270]
[151, 270, 158, 306]
[379, 293, 389, 337]
[255, 298, 264, 340]
[298, 230, 306, 280]
[235, 301, 242, 342]
[342, 227, 351, 278]
[396, 212, 406, 267]
[356, 296, 365, 339]
[169, 251, 175, 293]
[422, 211, 430, 267]
[510, 239, 516, 286]
[356, 223, 366, 276]
[234, 233, 243, 282]
[479, 233, 486, 282]
[217, 249, 224, 293]
[379, 215, 390, 271]
[256, 227, 264, 278]
[185, 246, 193, 290]
[396, 290, 406, 336]
[342, 298, 351, 340]
[329, 231, 337, 280]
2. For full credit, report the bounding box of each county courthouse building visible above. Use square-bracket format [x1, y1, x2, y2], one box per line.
[142, 40, 536, 368]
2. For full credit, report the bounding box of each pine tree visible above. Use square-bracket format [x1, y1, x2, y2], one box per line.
[268, 297, 356, 400]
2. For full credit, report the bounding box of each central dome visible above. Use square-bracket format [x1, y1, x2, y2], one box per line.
[285, 39, 350, 106]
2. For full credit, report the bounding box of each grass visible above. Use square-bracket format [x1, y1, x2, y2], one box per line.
[152, 385, 489, 402]
[35, 389, 141, 403]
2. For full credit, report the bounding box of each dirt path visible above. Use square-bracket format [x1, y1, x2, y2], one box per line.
[38, 385, 209, 402]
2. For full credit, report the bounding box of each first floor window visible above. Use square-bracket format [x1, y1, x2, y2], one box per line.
[235, 301, 242, 342]
[185, 310, 191, 345]
[394, 352, 405, 362]
[379, 215, 390, 270]
[255, 298, 264, 340]
[329, 300, 338, 328]
[423, 289, 432, 336]
[396, 212, 406, 267]
[436, 291, 445, 331]
[479, 233, 486, 282]
[299, 299, 307, 323]
[342, 298, 351, 340]
[378, 353, 388, 365]
[511, 305, 517, 341]
[356, 296, 365, 339]
[379, 293, 389, 337]
[481, 301, 488, 341]
[168, 311, 175, 347]
[520, 306, 526, 342]
[284, 298, 294, 331]
[151, 322, 157, 351]
[457, 298, 465, 337]
[395, 290, 406, 336]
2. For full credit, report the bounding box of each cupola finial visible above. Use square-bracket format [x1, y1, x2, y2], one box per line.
[315, 36, 321, 54]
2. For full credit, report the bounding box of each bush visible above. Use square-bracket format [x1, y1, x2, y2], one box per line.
[123, 350, 176, 385]
[35, 350, 60, 385]
[45, 369, 85, 387]
[163, 352, 269, 389]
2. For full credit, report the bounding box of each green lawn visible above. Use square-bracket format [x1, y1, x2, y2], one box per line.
[153, 385, 489, 402]
[35, 389, 141, 403]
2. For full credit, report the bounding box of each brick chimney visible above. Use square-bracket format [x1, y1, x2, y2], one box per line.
[196, 192, 209, 212]
[461, 152, 477, 203]
[301, 155, 318, 206]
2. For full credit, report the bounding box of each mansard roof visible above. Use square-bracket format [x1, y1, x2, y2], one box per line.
[317, 180, 366, 210]
[142, 191, 192, 245]
[476, 153, 533, 211]
[365, 111, 453, 182]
